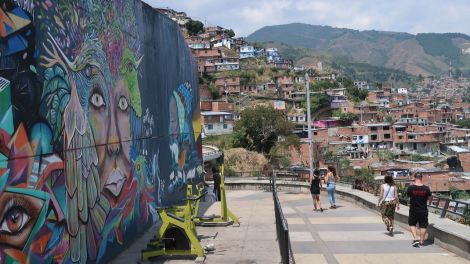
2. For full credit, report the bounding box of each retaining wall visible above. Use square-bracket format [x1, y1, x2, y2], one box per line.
[0, 1, 202, 263]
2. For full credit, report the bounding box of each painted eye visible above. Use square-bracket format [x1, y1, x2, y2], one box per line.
[0, 207, 30, 235]
[118, 96, 129, 111]
[85, 64, 92, 78]
[90, 92, 105, 108]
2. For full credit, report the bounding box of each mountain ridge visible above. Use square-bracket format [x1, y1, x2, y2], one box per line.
[247, 23, 470, 76]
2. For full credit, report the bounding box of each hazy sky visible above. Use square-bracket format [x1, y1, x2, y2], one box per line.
[145, 0, 470, 37]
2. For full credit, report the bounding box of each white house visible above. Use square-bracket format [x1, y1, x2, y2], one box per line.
[397, 88, 408, 94]
[239, 45, 255, 59]
[201, 111, 234, 135]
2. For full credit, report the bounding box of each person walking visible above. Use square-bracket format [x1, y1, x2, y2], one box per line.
[377, 175, 399, 236]
[212, 167, 221, 201]
[310, 169, 324, 212]
[325, 165, 339, 209]
[407, 172, 432, 247]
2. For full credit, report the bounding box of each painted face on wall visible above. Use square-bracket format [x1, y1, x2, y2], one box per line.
[89, 77, 132, 201]
[90, 47, 140, 203]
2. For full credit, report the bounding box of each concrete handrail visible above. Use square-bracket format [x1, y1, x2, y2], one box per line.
[224, 178, 470, 260]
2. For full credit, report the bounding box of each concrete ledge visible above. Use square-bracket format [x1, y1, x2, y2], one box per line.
[225, 179, 470, 260]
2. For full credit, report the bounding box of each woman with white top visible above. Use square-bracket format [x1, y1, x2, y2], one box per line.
[378, 175, 400, 236]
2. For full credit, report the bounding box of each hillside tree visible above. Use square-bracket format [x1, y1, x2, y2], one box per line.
[185, 20, 204, 35]
[233, 105, 296, 154]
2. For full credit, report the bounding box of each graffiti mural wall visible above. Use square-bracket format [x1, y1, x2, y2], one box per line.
[0, 0, 202, 263]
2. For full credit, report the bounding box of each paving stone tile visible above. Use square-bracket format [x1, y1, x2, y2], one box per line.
[290, 232, 315, 242]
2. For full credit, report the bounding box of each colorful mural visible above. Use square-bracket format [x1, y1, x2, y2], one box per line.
[0, 0, 202, 263]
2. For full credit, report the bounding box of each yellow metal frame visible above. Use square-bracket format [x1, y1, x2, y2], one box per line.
[141, 185, 204, 261]
[194, 165, 239, 226]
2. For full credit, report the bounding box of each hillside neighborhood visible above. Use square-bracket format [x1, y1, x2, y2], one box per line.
[158, 8, 470, 196]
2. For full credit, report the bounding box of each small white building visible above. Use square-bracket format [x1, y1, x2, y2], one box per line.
[397, 87, 408, 94]
[239, 45, 255, 59]
[201, 111, 234, 135]
[212, 38, 233, 49]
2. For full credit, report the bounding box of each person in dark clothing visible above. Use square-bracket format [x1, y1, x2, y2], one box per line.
[310, 169, 323, 212]
[407, 172, 432, 247]
[212, 167, 221, 201]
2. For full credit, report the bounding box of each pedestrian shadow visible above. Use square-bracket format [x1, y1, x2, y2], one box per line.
[384, 230, 405, 236]
[198, 232, 218, 240]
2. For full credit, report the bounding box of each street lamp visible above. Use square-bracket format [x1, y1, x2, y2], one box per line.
[306, 73, 313, 180]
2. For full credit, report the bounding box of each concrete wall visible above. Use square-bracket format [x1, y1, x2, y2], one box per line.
[0, 1, 202, 263]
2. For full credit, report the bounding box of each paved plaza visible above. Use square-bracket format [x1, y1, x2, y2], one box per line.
[113, 190, 280, 264]
[113, 189, 469, 264]
[278, 191, 469, 264]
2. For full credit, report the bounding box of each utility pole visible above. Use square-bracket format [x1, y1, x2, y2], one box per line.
[306, 73, 313, 179]
[224, 79, 228, 103]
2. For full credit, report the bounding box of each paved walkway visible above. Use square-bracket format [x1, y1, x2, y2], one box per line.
[278, 192, 469, 264]
[112, 190, 280, 264]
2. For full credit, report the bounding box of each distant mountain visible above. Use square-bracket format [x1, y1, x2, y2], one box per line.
[247, 23, 470, 76]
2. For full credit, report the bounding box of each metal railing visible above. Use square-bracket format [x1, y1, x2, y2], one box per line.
[339, 176, 470, 223]
[225, 170, 262, 178]
[271, 174, 295, 264]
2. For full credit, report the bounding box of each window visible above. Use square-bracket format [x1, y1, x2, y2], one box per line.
[371, 135, 378, 140]
[407, 135, 415, 140]
[384, 134, 391, 139]
[383, 126, 390, 130]
[313, 132, 318, 135]
[370, 127, 378, 131]
[413, 143, 417, 150]
[223, 124, 228, 129]
[208, 124, 213, 130]
[359, 136, 364, 140]
[398, 136, 403, 139]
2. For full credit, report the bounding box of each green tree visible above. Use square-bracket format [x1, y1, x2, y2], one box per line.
[302, 93, 332, 114]
[452, 119, 470, 129]
[339, 158, 353, 177]
[185, 20, 204, 35]
[233, 105, 295, 154]
[342, 77, 354, 88]
[337, 112, 359, 125]
[311, 80, 335, 91]
[208, 83, 220, 100]
[355, 167, 374, 184]
[417, 74, 424, 82]
[224, 29, 235, 38]
[346, 86, 368, 103]
[449, 186, 460, 199]
[384, 115, 395, 124]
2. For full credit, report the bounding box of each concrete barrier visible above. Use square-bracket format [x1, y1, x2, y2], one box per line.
[225, 179, 470, 260]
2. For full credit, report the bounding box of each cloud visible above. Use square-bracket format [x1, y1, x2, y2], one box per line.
[144, 0, 470, 37]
